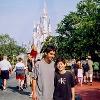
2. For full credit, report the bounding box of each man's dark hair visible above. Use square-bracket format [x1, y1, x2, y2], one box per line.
[42, 45, 56, 53]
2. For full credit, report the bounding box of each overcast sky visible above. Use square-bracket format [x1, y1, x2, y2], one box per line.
[0, 0, 81, 45]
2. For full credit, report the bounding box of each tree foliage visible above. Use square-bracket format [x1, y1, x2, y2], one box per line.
[56, 0, 100, 58]
[0, 34, 26, 57]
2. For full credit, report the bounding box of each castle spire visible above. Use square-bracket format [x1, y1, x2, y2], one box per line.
[43, 0, 48, 17]
[33, 0, 52, 54]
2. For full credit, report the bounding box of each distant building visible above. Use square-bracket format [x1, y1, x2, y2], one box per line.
[33, 1, 52, 53]
[26, 41, 33, 53]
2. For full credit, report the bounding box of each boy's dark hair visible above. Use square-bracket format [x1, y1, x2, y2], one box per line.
[43, 45, 56, 53]
[55, 57, 66, 66]
[18, 57, 23, 62]
[55, 57, 66, 73]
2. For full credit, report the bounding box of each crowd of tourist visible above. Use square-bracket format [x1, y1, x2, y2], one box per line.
[0, 45, 100, 100]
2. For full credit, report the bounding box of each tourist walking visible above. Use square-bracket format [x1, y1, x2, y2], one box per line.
[81, 58, 89, 84]
[27, 45, 38, 97]
[32, 45, 56, 100]
[0, 55, 3, 88]
[26, 53, 34, 97]
[27, 53, 33, 86]
[0, 55, 12, 90]
[15, 58, 26, 91]
[77, 60, 83, 86]
[87, 56, 93, 85]
[93, 61, 99, 79]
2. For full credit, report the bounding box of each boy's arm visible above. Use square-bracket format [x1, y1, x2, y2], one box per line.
[71, 87, 75, 100]
[70, 72, 75, 100]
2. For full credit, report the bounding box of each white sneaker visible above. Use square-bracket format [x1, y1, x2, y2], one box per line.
[3, 87, 7, 91]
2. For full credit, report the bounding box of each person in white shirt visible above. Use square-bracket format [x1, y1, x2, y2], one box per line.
[87, 56, 93, 85]
[15, 57, 26, 91]
[77, 60, 83, 87]
[0, 55, 12, 90]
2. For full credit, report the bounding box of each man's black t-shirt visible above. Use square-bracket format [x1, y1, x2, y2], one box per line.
[53, 71, 75, 100]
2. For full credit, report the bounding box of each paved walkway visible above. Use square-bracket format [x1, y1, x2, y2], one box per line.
[75, 81, 100, 100]
[0, 74, 100, 100]
[0, 74, 31, 100]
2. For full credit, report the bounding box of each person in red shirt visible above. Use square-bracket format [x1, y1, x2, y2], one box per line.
[30, 45, 38, 60]
[29, 45, 38, 97]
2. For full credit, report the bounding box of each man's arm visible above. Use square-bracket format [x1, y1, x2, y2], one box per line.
[71, 87, 75, 100]
[32, 61, 39, 100]
[32, 79, 38, 100]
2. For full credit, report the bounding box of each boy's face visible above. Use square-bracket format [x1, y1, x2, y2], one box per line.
[45, 50, 55, 62]
[57, 61, 66, 71]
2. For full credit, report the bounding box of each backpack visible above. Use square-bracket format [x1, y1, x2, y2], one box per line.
[82, 63, 89, 71]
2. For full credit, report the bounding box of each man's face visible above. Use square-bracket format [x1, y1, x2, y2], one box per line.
[46, 50, 55, 62]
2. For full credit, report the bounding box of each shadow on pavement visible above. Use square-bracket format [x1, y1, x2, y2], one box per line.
[7, 86, 30, 96]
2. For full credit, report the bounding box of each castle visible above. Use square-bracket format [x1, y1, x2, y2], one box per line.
[32, 1, 51, 53]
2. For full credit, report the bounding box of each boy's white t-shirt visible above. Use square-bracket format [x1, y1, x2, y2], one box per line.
[15, 62, 25, 70]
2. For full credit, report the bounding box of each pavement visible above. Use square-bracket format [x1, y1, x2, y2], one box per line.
[75, 81, 100, 100]
[1, 73, 100, 100]
[0, 74, 32, 100]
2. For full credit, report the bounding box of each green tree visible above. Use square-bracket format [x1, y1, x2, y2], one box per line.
[56, 0, 100, 58]
[0, 34, 26, 56]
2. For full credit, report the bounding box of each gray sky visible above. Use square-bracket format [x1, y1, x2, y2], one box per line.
[0, 0, 81, 45]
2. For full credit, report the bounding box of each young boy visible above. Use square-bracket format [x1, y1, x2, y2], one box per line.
[15, 58, 26, 91]
[32, 45, 56, 100]
[53, 57, 75, 100]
